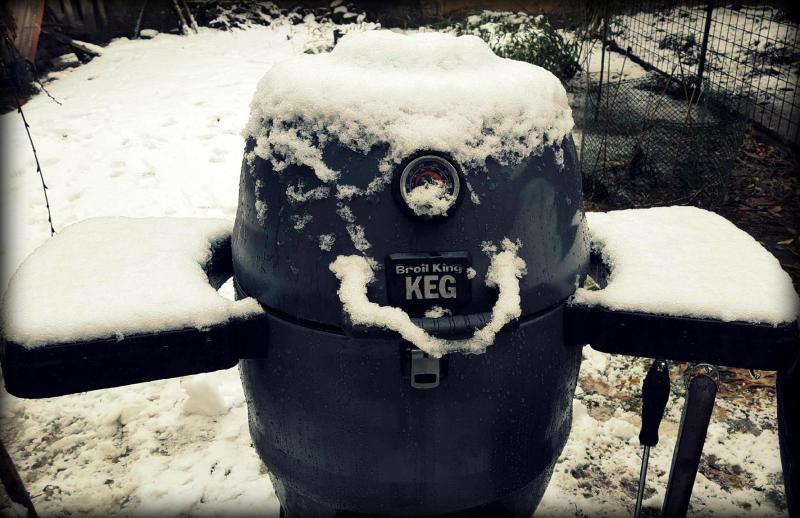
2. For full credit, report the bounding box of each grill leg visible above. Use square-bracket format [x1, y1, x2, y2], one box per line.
[778, 350, 800, 516]
[0, 439, 37, 518]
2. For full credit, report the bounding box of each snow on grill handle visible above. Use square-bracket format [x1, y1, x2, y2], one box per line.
[329, 241, 527, 358]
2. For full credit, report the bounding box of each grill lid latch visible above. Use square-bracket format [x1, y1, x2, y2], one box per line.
[410, 349, 440, 389]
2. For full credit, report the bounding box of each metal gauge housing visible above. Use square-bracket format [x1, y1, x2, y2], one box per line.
[394, 153, 464, 219]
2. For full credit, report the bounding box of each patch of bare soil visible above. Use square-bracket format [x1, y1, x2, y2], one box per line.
[717, 126, 800, 293]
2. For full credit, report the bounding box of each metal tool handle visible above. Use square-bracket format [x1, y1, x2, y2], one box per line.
[640, 359, 671, 447]
[634, 359, 671, 518]
[662, 364, 719, 518]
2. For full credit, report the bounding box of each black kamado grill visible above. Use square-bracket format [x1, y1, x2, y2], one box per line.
[2, 31, 799, 517]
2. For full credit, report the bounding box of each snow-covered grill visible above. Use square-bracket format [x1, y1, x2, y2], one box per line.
[2, 31, 799, 517]
[225, 31, 589, 515]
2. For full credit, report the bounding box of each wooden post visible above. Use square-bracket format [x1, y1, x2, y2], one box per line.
[5, 0, 45, 62]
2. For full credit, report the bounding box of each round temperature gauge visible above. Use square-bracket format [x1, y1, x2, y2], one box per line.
[397, 155, 462, 218]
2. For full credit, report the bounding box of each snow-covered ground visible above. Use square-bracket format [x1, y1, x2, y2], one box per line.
[0, 13, 788, 517]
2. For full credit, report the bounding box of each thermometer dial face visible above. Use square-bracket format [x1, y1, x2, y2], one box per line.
[399, 155, 461, 208]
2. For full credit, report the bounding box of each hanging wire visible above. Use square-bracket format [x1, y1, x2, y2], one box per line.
[1, 31, 56, 236]
[31, 73, 62, 106]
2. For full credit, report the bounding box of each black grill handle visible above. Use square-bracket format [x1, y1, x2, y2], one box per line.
[1, 315, 268, 399]
[346, 312, 500, 339]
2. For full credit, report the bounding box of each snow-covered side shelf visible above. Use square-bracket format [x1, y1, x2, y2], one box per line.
[2, 217, 263, 349]
[572, 206, 800, 325]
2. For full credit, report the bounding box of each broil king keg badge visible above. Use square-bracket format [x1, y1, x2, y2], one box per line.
[386, 252, 471, 316]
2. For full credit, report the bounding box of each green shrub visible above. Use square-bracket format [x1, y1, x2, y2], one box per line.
[453, 11, 580, 82]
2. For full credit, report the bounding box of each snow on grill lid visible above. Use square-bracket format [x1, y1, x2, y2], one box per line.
[244, 30, 574, 183]
[572, 207, 800, 326]
[2, 218, 263, 348]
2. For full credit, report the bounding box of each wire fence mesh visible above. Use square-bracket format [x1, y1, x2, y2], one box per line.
[581, 75, 747, 208]
[606, 1, 799, 145]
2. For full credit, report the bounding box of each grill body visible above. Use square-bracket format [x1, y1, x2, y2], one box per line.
[232, 135, 588, 516]
[237, 304, 581, 516]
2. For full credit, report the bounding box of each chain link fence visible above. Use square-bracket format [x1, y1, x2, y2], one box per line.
[607, 0, 799, 145]
[580, 0, 797, 209]
[582, 75, 747, 208]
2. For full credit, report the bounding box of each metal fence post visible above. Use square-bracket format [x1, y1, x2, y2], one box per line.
[694, 0, 714, 102]
[596, 0, 609, 118]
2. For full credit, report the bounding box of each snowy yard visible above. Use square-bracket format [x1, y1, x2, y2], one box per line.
[0, 10, 791, 517]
